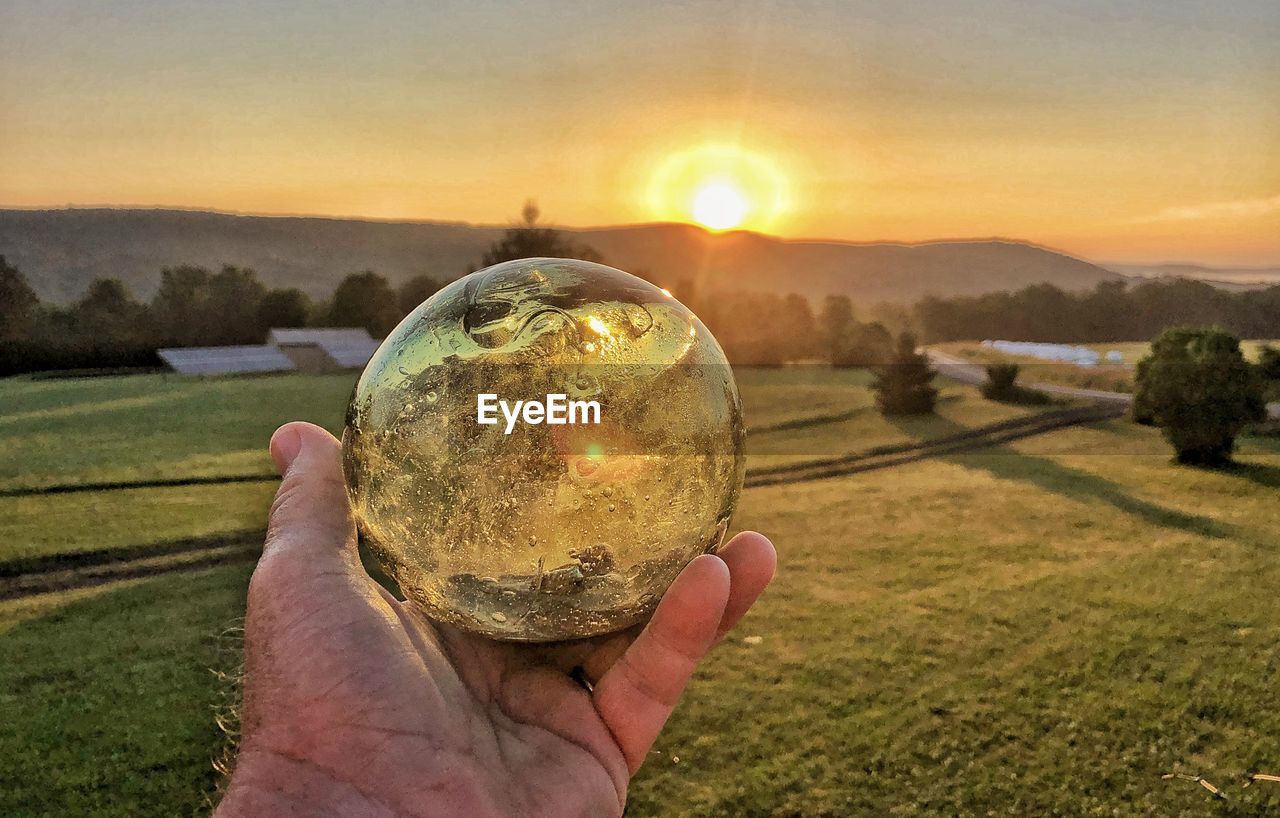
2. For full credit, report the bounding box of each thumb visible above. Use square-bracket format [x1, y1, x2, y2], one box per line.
[263, 421, 358, 567]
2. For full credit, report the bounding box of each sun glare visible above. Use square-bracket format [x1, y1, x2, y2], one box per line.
[691, 180, 749, 230]
[646, 143, 789, 233]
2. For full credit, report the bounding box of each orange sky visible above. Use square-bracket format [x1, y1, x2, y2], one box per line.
[2, 1, 1277, 265]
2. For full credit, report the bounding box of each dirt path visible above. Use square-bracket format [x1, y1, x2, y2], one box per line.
[0, 537, 261, 601]
[746, 404, 1122, 488]
[927, 349, 1135, 408]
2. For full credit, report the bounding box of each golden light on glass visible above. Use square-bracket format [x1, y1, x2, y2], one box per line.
[342, 258, 745, 642]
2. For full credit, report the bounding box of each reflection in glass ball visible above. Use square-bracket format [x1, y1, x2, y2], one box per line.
[342, 258, 745, 641]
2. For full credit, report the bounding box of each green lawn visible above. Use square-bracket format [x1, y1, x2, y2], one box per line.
[0, 565, 251, 817]
[2, 371, 1279, 816]
[630, 431, 1280, 816]
[0, 482, 273, 569]
[0, 369, 1064, 570]
[0, 373, 354, 491]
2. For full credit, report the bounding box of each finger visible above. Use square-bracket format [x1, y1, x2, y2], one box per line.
[579, 531, 776, 685]
[592, 554, 730, 773]
[579, 631, 634, 687]
[714, 531, 777, 641]
[262, 421, 358, 570]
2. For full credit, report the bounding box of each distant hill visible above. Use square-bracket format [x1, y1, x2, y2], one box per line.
[0, 208, 1122, 304]
[1105, 262, 1280, 289]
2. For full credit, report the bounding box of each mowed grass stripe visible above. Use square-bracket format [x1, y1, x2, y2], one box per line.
[746, 403, 1121, 484]
[0, 481, 276, 568]
[0, 530, 267, 579]
[0, 540, 260, 600]
[0, 472, 277, 498]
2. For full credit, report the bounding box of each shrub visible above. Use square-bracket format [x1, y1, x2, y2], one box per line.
[980, 363, 1051, 405]
[1133, 327, 1266, 465]
[983, 363, 1019, 394]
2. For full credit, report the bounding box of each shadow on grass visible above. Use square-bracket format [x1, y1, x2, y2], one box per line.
[1220, 460, 1280, 491]
[888, 411, 1237, 541]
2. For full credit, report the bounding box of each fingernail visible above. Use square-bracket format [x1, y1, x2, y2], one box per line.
[270, 425, 304, 474]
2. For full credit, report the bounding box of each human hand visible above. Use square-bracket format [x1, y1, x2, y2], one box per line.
[214, 422, 776, 817]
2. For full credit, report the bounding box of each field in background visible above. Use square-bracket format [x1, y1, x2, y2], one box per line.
[1, 370, 1279, 815]
[938, 339, 1279, 395]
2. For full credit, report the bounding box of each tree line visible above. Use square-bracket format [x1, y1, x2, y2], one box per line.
[915, 278, 1280, 344]
[0, 255, 450, 375]
[3, 201, 1278, 376]
[0, 203, 902, 375]
[0, 251, 900, 375]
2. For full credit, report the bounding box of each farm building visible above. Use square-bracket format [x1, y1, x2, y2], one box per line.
[156, 345, 296, 376]
[158, 328, 381, 375]
[267, 328, 381, 373]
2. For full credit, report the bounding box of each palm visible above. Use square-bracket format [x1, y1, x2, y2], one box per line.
[217, 422, 775, 818]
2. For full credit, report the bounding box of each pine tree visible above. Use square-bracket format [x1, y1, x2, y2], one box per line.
[872, 332, 938, 415]
[477, 201, 602, 269]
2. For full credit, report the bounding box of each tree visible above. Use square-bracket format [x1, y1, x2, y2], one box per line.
[329, 271, 401, 337]
[834, 321, 893, 368]
[0, 256, 40, 342]
[151, 265, 212, 346]
[872, 332, 938, 415]
[206, 266, 267, 344]
[70, 278, 151, 360]
[150, 264, 266, 346]
[477, 201, 602, 269]
[912, 278, 1280, 346]
[1258, 344, 1280, 382]
[819, 295, 854, 364]
[704, 292, 790, 365]
[258, 288, 311, 332]
[72, 277, 146, 336]
[780, 294, 818, 359]
[398, 275, 444, 315]
[1133, 327, 1266, 465]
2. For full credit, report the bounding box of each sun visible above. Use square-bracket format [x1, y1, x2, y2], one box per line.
[691, 180, 749, 230]
[646, 143, 789, 233]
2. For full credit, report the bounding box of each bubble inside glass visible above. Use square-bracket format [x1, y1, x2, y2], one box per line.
[342, 258, 745, 641]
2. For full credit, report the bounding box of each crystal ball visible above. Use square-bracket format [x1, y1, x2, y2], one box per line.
[342, 258, 745, 641]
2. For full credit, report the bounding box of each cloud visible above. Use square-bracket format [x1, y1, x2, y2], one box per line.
[1135, 194, 1280, 223]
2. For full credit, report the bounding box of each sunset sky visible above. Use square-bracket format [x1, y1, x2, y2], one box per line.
[2, 0, 1277, 265]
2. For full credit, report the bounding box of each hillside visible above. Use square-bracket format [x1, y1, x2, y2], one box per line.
[1106, 262, 1280, 289]
[0, 208, 1121, 304]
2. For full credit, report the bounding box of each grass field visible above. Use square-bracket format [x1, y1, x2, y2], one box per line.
[2, 369, 1279, 816]
[938, 339, 1279, 395]
[0, 369, 1058, 570]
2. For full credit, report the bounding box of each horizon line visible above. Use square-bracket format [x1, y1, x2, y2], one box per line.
[2, 202, 1277, 270]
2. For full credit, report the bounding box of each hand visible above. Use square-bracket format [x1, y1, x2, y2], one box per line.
[215, 422, 776, 817]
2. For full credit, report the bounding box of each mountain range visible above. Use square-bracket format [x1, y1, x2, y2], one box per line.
[1105, 262, 1280, 289]
[1, 207, 1131, 304]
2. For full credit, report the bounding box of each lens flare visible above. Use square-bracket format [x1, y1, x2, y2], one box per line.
[647, 143, 789, 233]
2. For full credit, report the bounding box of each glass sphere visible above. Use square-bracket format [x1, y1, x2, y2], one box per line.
[342, 258, 745, 642]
